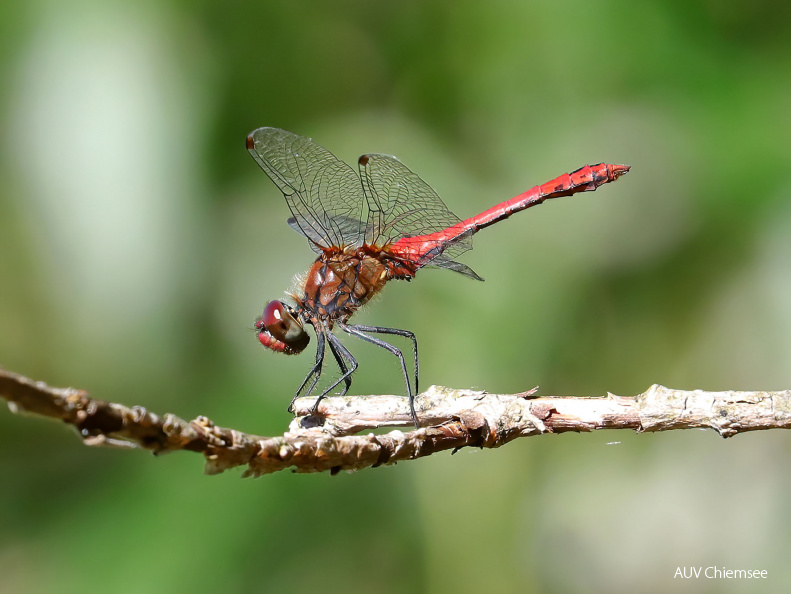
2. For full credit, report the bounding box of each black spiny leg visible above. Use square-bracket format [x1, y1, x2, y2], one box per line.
[309, 332, 358, 415]
[339, 322, 420, 428]
[344, 324, 419, 395]
[289, 329, 325, 413]
[328, 338, 352, 397]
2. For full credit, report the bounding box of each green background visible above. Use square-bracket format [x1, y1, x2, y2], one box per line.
[2, 1, 790, 592]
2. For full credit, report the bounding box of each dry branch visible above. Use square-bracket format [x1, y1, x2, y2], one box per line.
[2, 367, 791, 477]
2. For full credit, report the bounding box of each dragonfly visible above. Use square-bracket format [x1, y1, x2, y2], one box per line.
[248, 127, 629, 427]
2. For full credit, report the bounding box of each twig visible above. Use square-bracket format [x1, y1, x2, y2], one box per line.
[2, 367, 790, 477]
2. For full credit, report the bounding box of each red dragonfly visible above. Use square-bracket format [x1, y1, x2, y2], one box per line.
[248, 127, 629, 426]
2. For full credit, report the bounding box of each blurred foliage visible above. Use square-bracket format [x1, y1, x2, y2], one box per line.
[2, 0, 791, 592]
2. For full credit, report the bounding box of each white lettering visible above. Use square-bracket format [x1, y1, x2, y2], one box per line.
[675, 567, 703, 578]
[678, 566, 767, 579]
[700, 566, 769, 579]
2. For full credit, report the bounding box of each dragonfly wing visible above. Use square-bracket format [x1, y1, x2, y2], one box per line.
[287, 215, 369, 255]
[358, 153, 473, 265]
[248, 127, 367, 250]
[286, 217, 322, 254]
[428, 254, 484, 281]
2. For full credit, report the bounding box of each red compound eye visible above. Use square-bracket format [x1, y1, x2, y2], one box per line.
[262, 300, 286, 330]
[255, 301, 309, 354]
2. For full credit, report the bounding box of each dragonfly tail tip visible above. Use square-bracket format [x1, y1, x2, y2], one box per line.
[611, 164, 631, 180]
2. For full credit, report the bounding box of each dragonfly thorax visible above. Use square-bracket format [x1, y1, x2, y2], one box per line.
[301, 247, 413, 325]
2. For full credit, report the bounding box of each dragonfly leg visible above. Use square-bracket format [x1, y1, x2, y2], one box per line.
[343, 324, 419, 395]
[328, 337, 352, 397]
[339, 323, 420, 428]
[289, 329, 325, 413]
[309, 333, 358, 415]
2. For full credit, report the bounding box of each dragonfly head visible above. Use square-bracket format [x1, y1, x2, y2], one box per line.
[255, 300, 309, 355]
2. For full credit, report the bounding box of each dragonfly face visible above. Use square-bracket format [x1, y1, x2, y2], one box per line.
[255, 300, 310, 355]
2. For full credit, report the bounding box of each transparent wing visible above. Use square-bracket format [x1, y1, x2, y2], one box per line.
[427, 254, 484, 281]
[247, 127, 367, 249]
[286, 217, 322, 255]
[358, 153, 473, 264]
[287, 215, 370, 256]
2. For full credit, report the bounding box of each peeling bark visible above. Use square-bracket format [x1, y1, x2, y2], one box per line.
[2, 368, 790, 477]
